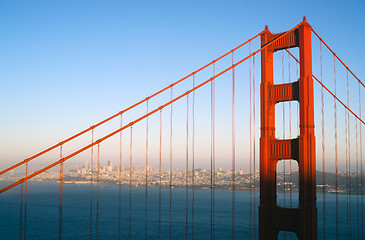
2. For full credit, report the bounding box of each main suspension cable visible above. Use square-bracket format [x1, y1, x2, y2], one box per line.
[286, 49, 365, 126]
[0, 32, 263, 178]
[311, 28, 365, 88]
[1, 26, 305, 195]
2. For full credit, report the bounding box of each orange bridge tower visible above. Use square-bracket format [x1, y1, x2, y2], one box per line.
[259, 18, 317, 239]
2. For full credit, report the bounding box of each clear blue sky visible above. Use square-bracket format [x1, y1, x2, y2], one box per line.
[0, 0, 364, 170]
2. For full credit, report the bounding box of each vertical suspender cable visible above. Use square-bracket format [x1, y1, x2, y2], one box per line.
[253, 54, 256, 240]
[288, 50, 292, 212]
[192, 75, 195, 240]
[96, 144, 100, 240]
[90, 130, 94, 240]
[347, 69, 352, 239]
[360, 82, 363, 239]
[249, 43, 253, 240]
[346, 85, 350, 239]
[211, 63, 216, 240]
[281, 50, 286, 240]
[129, 127, 133, 240]
[59, 145, 63, 240]
[356, 86, 359, 238]
[24, 162, 28, 240]
[294, 56, 299, 239]
[20, 183, 23, 240]
[334, 56, 339, 240]
[296, 62, 299, 136]
[145, 102, 149, 240]
[282, 50, 286, 212]
[119, 116, 123, 240]
[345, 70, 349, 238]
[213, 63, 216, 240]
[288, 49, 293, 240]
[186, 95, 189, 240]
[232, 51, 236, 240]
[169, 88, 173, 240]
[159, 110, 162, 240]
[320, 42, 326, 239]
[211, 66, 213, 240]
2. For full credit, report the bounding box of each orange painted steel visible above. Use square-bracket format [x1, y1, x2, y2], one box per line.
[90, 130, 94, 240]
[0, 32, 262, 178]
[259, 18, 317, 239]
[118, 115, 123, 240]
[145, 102, 149, 240]
[59, 146, 63, 240]
[159, 109, 162, 239]
[129, 127, 132, 240]
[334, 56, 339, 240]
[210, 63, 216, 240]
[96, 143, 100, 240]
[285, 49, 365, 125]
[231, 51, 236, 240]
[311, 28, 365, 88]
[297, 18, 317, 240]
[20, 183, 23, 240]
[252, 53, 257, 240]
[185, 95, 189, 240]
[249, 42, 253, 240]
[192, 76, 195, 240]
[320, 41, 326, 239]
[0, 22, 303, 194]
[169, 88, 173, 240]
[118, 115, 122, 240]
[24, 163, 28, 240]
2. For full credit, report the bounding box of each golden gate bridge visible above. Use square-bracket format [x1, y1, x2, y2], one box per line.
[0, 17, 364, 239]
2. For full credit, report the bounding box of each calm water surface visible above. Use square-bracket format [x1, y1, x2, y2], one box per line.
[0, 182, 363, 239]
